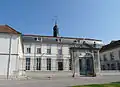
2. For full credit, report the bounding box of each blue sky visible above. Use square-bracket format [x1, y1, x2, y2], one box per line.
[0, 0, 120, 44]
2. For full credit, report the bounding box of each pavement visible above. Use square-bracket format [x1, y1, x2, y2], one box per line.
[0, 75, 120, 87]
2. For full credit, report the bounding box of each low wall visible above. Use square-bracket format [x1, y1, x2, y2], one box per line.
[25, 71, 73, 78]
[100, 70, 120, 75]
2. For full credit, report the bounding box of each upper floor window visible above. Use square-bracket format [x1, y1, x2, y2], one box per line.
[58, 49, 62, 55]
[47, 44, 51, 54]
[27, 48, 31, 53]
[119, 50, 120, 60]
[103, 54, 107, 61]
[37, 48, 41, 54]
[110, 52, 114, 60]
[57, 45, 62, 55]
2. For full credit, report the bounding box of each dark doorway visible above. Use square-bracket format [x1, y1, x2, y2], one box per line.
[79, 57, 94, 76]
[58, 62, 63, 70]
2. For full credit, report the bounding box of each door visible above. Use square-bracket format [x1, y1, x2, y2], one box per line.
[79, 57, 94, 76]
[58, 62, 63, 70]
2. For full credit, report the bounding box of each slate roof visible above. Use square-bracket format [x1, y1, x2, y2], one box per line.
[23, 34, 102, 41]
[100, 40, 120, 53]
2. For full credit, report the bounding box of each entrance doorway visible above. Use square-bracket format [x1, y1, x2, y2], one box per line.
[79, 57, 94, 76]
[58, 62, 63, 70]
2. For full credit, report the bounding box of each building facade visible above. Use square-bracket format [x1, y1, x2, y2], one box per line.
[100, 40, 120, 75]
[22, 35, 103, 77]
[0, 25, 23, 78]
[0, 24, 104, 78]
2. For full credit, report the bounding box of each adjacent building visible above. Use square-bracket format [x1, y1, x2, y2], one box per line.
[0, 25, 23, 78]
[100, 40, 120, 75]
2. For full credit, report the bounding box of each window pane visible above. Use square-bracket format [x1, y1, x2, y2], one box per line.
[37, 48, 41, 54]
[119, 51, 120, 59]
[47, 58, 51, 70]
[58, 49, 62, 55]
[111, 63, 116, 70]
[36, 58, 41, 70]
[103, 54, 107, 61]
[110, 52, 114, 60]
[47, 49, 51, 54]
[27, 48, 31, 53]
[69, 59, 72, 70]
[26, 58, 31, 70]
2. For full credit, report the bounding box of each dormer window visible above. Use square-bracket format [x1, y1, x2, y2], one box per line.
[34, 37, 41, 41]
[56, 38, 62, 42]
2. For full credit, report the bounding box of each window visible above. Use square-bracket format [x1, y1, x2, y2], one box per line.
[27, 48, 31, 53]
[101, 65, 105, 70]
[47, 49, 51, 54]
[107, 64, 110, 70]
[47, 58, 51, 70]
[37, 48, 41, 54]
[69, 59, 72, 70]
[58, 49, 62, 55]
[26, 58, 31, 70]
[103, 54, 107, 61]
[47, 45, 51, 54]
[57, 45, 62, 55]
[57, 59, 63, 70]
[111, 63, 116, 70]
[117, 63, 120, 70]
[36, 58, 41, 70]
[119, 50, 120, 59]
[110, 52, 114, 60]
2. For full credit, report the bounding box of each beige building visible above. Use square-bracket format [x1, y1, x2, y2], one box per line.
[100, 40, 120, 75]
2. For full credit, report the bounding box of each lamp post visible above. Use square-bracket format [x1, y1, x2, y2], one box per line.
[71, 41, 77, 77]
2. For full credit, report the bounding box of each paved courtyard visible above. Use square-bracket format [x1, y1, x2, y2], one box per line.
[0, 75, 120, 87]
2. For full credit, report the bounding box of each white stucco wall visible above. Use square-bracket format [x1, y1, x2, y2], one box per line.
[0, 33, 23, 76]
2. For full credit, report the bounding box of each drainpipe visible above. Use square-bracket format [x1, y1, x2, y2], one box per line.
[72, 44, 75, 77]
[7, 35, 12, 79]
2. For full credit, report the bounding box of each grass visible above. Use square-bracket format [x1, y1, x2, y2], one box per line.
[72, 82, 120, 87]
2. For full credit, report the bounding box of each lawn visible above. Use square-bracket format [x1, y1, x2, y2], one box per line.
[72, 82, 120, 87]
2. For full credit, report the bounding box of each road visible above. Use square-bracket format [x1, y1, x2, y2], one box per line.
[0, 75, 120, 87]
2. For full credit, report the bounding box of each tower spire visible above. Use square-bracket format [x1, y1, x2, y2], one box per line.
[53, 16, 59, 37]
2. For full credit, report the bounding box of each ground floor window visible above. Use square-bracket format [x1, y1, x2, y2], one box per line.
[111, 63, 116, 70]
[107, 64, 110, 70]
[69, 59, 72, 70]
[58, 62, 63, 70]
[47, 58, 51, 70]
[36, 58, 41, 70]
[101, 65, 106, 70]
[26, 58, 31, 70]
[117, 63, 120, 70]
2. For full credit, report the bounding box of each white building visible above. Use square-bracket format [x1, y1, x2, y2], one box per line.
[0, 24, 104, 78]
[22, 24, 103, 78]
[0, 25, 23, 79]
[100, 41, 120, 75]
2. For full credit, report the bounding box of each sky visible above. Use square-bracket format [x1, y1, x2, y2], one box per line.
[0, 0, 120, 44]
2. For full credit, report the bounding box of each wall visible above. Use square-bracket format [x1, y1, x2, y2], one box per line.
[23, 42, 70, 71]
[0, 33, 23, 76]
[100, 47, 120, 73]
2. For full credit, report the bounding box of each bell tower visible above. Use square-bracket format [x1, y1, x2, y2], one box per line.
[53, 20, 59, 37]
